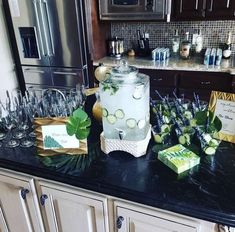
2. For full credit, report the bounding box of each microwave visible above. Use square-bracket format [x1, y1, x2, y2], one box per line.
[99, 0, 172, 21]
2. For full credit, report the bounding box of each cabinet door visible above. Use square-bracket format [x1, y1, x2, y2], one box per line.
[174, 0, 205, 20]
[115, 206, 199, 232]
[38, 183, 107, 232]
[140, 69, 178, 99]
[206, 0, 235, 19]
[0, 173, 41, 232]
[178, 71, 233, 101]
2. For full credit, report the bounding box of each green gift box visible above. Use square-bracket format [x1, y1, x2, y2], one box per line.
[158, 144, 200, 174]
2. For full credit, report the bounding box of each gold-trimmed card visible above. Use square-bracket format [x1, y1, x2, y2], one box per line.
[34, 117, 88, 156]
[208, 91, 235, 144]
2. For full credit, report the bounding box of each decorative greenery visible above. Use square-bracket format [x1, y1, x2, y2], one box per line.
[39, 142, 102, 173]
[194, 110, 222, 133]
[66, 108, 91, 140]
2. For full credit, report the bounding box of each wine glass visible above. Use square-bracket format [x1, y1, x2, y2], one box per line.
[2, 112, 20, 148]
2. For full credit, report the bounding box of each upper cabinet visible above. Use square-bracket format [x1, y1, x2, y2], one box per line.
[173, 0, 235, 20]
[205, 0, 235, 19]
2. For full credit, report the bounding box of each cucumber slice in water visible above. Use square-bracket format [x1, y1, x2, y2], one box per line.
[184, 111, 193, 119]
[161, 124, 170, 133]
[184, 134, 191, 145]
[107, 114, 117, 124]
[102, 108, 108, 117]
[137, 119, 146, 129]
[178, 135, 186, 145]
[163, 115, 170, 124]
[132, 85, 144, 100]
[204, 146, 216, 155]
[209, 139, 219, 148]
[154, 134, 162, 143]
[126, 118, 137, 129]
[115, 109, 125, 119]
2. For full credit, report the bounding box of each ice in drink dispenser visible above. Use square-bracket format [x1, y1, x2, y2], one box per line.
[99, 60, 151, 157]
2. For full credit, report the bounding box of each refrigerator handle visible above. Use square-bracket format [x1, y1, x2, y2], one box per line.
[33, 0, 46, 56]
[39, 0, 54, 56]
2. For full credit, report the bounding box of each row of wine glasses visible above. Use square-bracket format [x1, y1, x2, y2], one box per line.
[0, 85, 86, 148]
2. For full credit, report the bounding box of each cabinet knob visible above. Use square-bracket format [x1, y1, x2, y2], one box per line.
[20, 188, 29, 200]
[200, 81, 211, 85]
[116, 216, 124, 229]
[40, 194, 48, 206]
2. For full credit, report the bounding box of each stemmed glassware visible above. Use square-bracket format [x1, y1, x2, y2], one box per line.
[0, 86, 87, 149]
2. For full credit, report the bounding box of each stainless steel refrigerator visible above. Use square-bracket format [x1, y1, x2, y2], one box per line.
[5, 0, 90, 89]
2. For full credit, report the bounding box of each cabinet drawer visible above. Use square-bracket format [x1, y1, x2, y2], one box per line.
[179, 72, 232, 91]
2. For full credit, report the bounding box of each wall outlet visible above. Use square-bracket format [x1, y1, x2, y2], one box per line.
[192, 34, 199, 45]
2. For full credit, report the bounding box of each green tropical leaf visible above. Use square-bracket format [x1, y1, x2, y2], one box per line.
[194, 110, 222, 132]
[66, 108, 91, 140]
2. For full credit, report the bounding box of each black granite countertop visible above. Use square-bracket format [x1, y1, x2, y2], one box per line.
[0, 98, 235, 227]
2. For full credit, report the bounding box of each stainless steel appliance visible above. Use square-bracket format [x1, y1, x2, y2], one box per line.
[5, 0, 89, 89]
[108, 37, 124, 58]
[99, 0, 172, 21]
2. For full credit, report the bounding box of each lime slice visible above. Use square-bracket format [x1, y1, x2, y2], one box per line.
[132, 85, 144, 100]
[204, 146, 216, 155]
[154, 134, 162, 143]
[161, 124, 170, 133]
[178, 135, 186, 145]
[107, 114, 117, 124]
[137, 119, 146, 129]
[115, 109, 125, 119]
[126, 118, 137, 129]
[209, 139, 219, 148]
[102, 108, 108, 117]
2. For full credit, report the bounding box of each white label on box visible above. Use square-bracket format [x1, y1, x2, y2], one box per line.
[41, 125, 79, 150]
[214, 99, 235, 135]
[8, 0, 20, 17]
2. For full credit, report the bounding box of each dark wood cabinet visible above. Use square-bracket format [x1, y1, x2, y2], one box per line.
[174, 0, 205, 20]
[205, 0, 235, 19]
[178, 71, 233, 101]
[173, 0, 235, 20]
[139, 69, 178, 99]
[139, 69, 233, 101]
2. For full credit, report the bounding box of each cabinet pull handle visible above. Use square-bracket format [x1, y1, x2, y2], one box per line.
[200, 81, 211, 85]
[40, 194, 48, 206]
[195, 0, 199, 10]
[227, 0, 230, 8]
[116, 216, 124, 229]
[209, 0, 213, 11]
[19, 189, 33, 232]
[156, 78, 163, 81]
[20, 188, 29, 200]
[53, 71, 77, 76]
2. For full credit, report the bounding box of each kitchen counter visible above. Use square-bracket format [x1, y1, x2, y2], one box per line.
[94, 56, 235, 74]
[0, 96, 235, 229]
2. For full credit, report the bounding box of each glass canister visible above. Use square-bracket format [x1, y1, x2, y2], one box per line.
[99, 60, 150, 141]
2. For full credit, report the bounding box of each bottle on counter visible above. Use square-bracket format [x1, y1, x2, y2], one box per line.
[172, 29, 180, 55]
[222, 32, 232, 59]
[180, 32, 191, 59]
[195, 29, 203, 54]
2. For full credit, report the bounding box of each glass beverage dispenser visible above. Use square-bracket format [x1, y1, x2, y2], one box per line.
[99, 61, 151, 157]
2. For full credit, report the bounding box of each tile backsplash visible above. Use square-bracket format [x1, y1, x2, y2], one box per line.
[111, 21, 235, 53]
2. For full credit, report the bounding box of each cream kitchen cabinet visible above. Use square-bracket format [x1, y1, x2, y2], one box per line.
[114, 201, 215, 232]
[0, 169, 109, 232]
[0, 171, 43, 232]
[36, 180, 109, 232]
